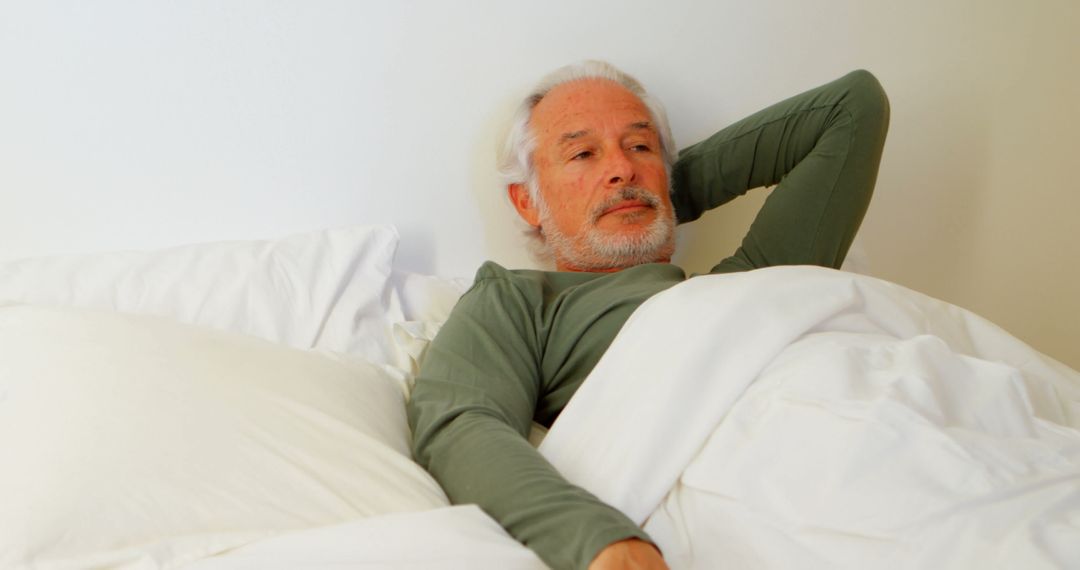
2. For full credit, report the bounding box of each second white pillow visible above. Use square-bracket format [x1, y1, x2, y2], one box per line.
[0, 225, 404, 364]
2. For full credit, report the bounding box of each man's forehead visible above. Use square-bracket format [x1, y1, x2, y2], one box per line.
[530, 79, 653, 141]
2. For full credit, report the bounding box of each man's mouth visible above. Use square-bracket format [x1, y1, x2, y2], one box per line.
[600, 200, 652, 217]
[592, 187, 661, 222]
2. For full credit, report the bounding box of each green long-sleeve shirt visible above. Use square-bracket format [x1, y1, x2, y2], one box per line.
[407, 69, 890, 570]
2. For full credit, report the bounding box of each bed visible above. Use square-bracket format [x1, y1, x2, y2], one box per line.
[1, 225, 1078, 569]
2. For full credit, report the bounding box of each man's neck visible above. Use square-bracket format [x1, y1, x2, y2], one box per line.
[554, 257, 671, 273]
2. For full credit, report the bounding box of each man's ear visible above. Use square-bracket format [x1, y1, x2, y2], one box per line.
[508, 183, 541, 228]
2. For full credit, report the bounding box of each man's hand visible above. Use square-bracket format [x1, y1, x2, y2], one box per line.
[588, 538, 669, 570]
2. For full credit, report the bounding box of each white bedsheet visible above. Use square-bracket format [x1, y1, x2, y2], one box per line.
[183, 506, 545, 570]
[540, 266, 1080, 569]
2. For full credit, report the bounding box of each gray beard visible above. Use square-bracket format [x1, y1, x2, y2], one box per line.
[537, 186, 676, 271]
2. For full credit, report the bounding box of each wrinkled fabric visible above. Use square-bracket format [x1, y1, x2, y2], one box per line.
[542, 266, 1080, 569]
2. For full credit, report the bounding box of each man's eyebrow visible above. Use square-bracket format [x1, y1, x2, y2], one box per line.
[559, 129, 590, 143]
[558, 122, 655, 144]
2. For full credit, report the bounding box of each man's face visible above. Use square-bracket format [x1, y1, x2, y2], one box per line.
[509, 79, 676, 272]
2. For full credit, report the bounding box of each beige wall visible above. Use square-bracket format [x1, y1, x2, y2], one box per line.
[672, 1, 1079, 369]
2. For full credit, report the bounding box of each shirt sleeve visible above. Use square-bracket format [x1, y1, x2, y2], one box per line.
[670, 69, 891, 274]
[406, 266, 652, 570]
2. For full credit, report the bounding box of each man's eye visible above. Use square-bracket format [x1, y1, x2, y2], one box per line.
[630, 144, 652, 152]
[572, 151, 593, 160]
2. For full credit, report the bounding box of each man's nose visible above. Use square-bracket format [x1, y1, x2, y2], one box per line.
[604, 149, 636, 186]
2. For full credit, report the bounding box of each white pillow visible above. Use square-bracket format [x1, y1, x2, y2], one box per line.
[0, 225, 403, 364]
[391, 270, 471, 324]
[0, 303, 449, 569]
[388, 270, 471, 380]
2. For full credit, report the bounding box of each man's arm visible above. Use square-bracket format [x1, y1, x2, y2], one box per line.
[671, 69, 890, 273]
[407, 266, 654, 570]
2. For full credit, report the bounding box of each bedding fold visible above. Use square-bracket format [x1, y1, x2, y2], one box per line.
[539, 266, 1080, 569]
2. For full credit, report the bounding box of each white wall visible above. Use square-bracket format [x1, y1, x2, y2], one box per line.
[1, 1, 1077, 368]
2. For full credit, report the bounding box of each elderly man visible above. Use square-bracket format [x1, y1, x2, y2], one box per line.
[407, 61, 890, 569]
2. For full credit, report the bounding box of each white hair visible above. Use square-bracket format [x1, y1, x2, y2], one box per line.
[498, 60, 677, 195]
[497, 60, 678, 258]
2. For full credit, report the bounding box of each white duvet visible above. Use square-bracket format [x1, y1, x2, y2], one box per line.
[540, 266, 1080, 570]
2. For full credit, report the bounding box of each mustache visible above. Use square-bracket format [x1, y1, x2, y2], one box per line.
[589, 187, 662, 222]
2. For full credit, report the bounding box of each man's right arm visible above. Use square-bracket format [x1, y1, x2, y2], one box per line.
[671, 69, 890, 273]
[406, 266, 653, 570]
